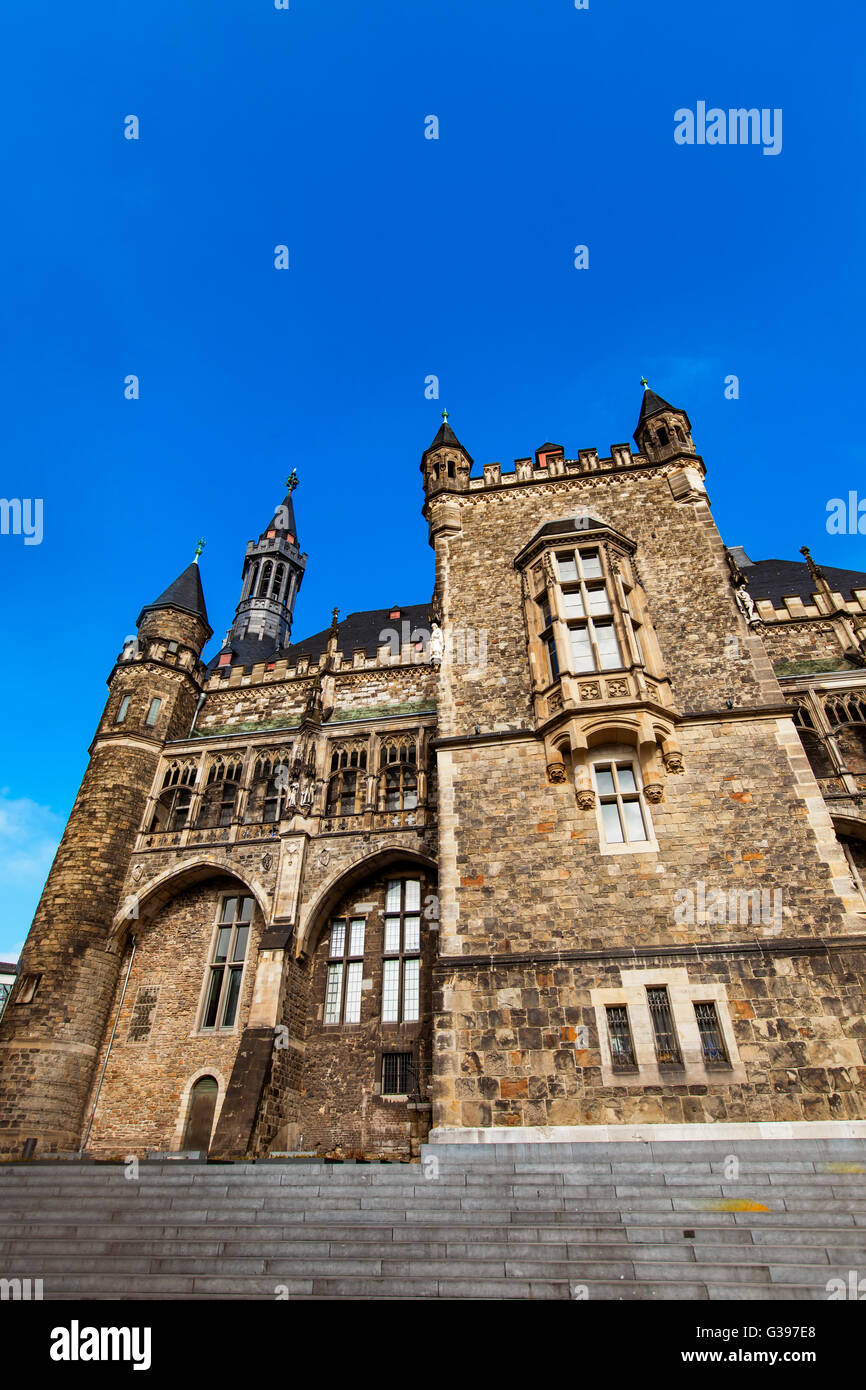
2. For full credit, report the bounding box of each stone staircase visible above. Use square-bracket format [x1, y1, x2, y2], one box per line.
[1, 1139, 865, 1299]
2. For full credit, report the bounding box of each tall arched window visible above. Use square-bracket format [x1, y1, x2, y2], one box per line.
[197, 759, 243, 828]
[149, 761, 197, 832]
[257, 560, 273, 598]
[271, 563, 285, 603]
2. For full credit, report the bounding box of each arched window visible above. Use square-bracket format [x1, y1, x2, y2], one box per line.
[149, 761, 197, 832]
[257, 561, 273, 598]
[326, 746, 367, 817]
[182, 1076, 219, 1151]
[245, 752, 291, 823]
[271, 563, 285, 603]
[656, 426, 669, 448]
[380, 742, 418, 810]
[197, 759, 243, 829]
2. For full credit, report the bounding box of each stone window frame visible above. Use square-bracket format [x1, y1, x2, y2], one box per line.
[381, 876, 423, 1025]
[145, 697, 162, 728]
[378, 737, 420, 812]
[195, 893, 255, 1035]
[148, 758, 200, 833]
[518, 520, 663, 703]
[171, 1067, 228, 1152]
[115, 695, 131, 725]
[197, 754, 245, 829]
[325, 739, 370, 818]
[591, 968, 745, 1088]
[323, 915, 367, 1026]
[590, 742, 659, 856]
[380, 1050, 415, 1100]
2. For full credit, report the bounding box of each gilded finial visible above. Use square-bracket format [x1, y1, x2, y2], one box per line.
[285, 469, 299, 493]
[193, 538, 205, 563]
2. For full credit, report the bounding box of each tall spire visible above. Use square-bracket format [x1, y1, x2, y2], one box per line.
[229, 476, 308, 650]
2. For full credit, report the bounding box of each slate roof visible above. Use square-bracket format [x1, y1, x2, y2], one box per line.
[138, 561, 210, 630]
[421, 420, 473, 465]
[206, 602, 434, 673]
[745, 559, 866, 607]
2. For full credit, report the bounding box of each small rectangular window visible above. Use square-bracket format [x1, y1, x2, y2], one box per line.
[647, 987, 682, 1065]
[167, 641, 178, 654]
[324, 964, 344, 1024]
[578, 549, 603, 579]
[115, 696, 130, 724]
[145, 698, 162, 727]
[556, 553, 578, 584]
[382, 958, 400, 1023]
[606, 1006, 636, 1068]
[382, 1052, 413, 1095]
[546, 635, 560, 680]
[694, 1002, 728, 1064]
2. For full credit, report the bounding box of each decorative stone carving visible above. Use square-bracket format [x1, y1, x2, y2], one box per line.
[429, 622, 444, 666]
[547, 761, 567, 784]
[734, 584, 760, 627]
[575, 788, 596, 810]
[578, 681, 601, 701]
[317, 848, 331, 870]
[547, 690, 563, 714]
[643, 782, 664, 803]
[606, 678, 629, 698]
[131, 864, 144, 883]
[663, 750, 684, 774]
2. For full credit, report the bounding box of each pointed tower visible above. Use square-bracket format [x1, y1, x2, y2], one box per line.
[420, 410, 473, 501]
[0, 551, 212, 1156]
[633, 381, 696, 462]
[230, 471, 307, 650]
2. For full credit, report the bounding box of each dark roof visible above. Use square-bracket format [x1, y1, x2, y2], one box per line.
[536, 442, 564, 453]
[206, 603, 434, 673]
[634, 386, 690, 443]
[138, 561, 210, 630]
[421, 420, 473, 466]
[289, 604, 433, 663]
[745, 558, 866, 607]
[264, 490, 298, 542]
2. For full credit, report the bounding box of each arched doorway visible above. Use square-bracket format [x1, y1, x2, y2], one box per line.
[182, 1076, 219, 1151]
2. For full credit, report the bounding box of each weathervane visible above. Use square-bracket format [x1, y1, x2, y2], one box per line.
[285, 469, 299, 493]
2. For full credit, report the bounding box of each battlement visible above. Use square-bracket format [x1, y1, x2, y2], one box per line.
[753, 588, 866, 625]
[463, 444, 697, 492]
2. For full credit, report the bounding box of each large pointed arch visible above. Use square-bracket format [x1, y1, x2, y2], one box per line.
[110, 855, 271, 944]
[295, 845, 437, 959]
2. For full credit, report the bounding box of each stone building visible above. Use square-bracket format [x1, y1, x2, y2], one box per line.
[2, 386, 866, 1160]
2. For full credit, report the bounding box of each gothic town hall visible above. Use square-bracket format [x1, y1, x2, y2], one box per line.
[3, 386, 866, 1161]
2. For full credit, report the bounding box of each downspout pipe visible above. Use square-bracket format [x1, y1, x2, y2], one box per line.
[79, 935, 136, 1156]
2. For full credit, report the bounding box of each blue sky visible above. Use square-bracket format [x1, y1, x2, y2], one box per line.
[0, 0, 864, 956]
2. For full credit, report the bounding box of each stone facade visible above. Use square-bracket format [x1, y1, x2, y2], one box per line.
[2, 388, 866, 1159]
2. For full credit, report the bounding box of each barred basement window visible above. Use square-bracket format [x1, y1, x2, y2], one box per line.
[382, 878, 421, 1023]
[694, 1002, 728, 1064]
[605, 1005, 636, 1068]
[127, 985, 159, 1042]
[201, 896, 253, 1031]
[324, 917, 366, 1024]
[382, 1052, 413, 1095]
[647, 986, 682, 1065]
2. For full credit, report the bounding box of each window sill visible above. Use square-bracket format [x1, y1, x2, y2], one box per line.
[598, 837, 659, 856]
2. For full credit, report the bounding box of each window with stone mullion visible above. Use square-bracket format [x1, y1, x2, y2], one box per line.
[324, 917, 366, 1024]
[382, 878, 421, 1023]
[554, 546, 622, 676]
